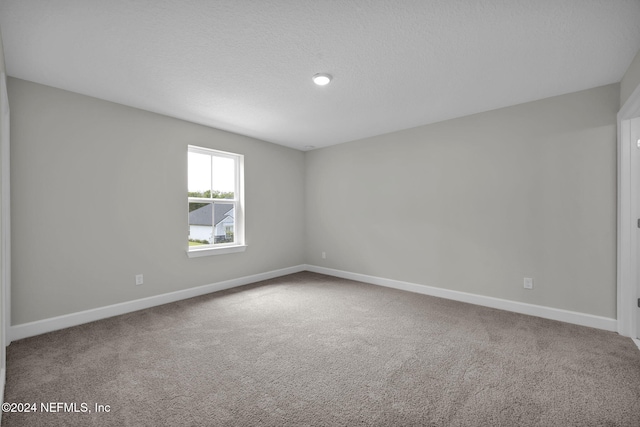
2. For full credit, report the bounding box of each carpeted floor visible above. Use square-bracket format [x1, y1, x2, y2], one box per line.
[3, 272, 640, 426]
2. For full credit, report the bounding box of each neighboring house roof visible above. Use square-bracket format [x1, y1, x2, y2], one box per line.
[189, 204, 234, 227]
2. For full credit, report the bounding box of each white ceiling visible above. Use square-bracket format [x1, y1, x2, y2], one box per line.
[1, 0, 640, 151]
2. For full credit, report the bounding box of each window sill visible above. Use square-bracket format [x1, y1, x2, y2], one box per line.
[186, 245, 247, 258]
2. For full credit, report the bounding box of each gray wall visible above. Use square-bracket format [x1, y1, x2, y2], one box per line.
[8, 78, 306, 325]
[0, 29, 4, 72]
[621, 49, 640, 107]
[306, 84, 619, 319]
[6, 76, 622, 324]
[0, 24, 6, 373]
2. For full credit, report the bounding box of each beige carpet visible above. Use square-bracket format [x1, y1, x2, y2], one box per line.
[3, 272, 640, 426]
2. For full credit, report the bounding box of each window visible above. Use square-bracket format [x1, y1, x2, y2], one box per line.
[187, 145, 245, 257]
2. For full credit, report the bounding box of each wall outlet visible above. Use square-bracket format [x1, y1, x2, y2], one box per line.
[321, 251, 326, 259]
[524, 277, 533, 290]
[135, 274, 144, 285]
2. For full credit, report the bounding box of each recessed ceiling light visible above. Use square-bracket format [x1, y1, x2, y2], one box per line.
[312, 73, 332, 86]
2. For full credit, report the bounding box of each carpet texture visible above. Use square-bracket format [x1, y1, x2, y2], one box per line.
[3, 272, 640, 426]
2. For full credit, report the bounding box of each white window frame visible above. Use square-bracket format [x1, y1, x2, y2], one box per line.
[187, 145, 246, 257]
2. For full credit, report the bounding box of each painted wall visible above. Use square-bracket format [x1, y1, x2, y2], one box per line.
[306, 84, 619, 319]
[0, 23, 6, 379]
[8, 78, 305, 325]
[621, 48, 640, 108]
[0, 31, 4, 72]
[6, 76, 622, 325]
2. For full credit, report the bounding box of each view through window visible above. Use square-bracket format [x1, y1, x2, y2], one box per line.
[188, 146, 244, 251]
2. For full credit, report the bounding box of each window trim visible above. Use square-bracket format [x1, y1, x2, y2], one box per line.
[187, 244, 247, 258]
[186, 145, 245, 257]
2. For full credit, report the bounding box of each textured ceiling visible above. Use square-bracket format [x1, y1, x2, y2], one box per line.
[1, 0, 640, 151]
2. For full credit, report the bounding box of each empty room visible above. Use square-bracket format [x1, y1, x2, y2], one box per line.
[0, 0, 640, 426]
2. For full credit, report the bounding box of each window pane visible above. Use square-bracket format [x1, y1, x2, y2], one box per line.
[213, 202, 235, 244]
[188, 152, 211, 196]
[187, 145, 243, 253]
[211, 156, 235, 199]
[188, 202, 213, 245]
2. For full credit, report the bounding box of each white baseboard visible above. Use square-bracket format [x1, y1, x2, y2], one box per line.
[9, 265, 305, 342]
[7, 264, 620, 342]
[305, 265, 618, 332]
[633, 338, 640, 351]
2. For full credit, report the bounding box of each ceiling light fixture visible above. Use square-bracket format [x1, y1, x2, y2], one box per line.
[312, 73, 332, 86]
